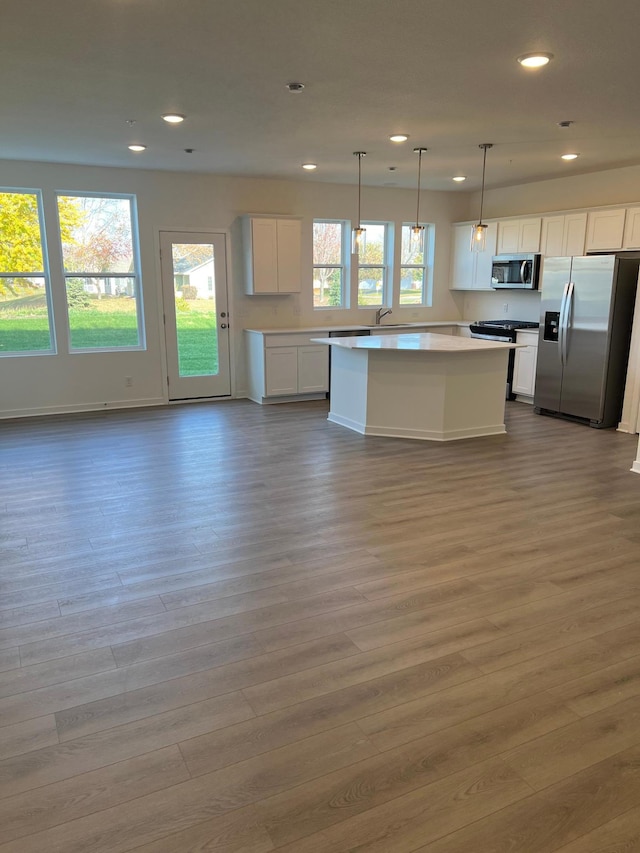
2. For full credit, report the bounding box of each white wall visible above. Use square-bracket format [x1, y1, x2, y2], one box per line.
[0, 159, 469, 418]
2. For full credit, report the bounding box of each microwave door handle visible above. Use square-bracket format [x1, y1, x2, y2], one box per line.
[520, 261, 527, 284]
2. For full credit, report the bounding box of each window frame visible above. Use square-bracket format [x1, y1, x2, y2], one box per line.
[398, 222, 435, 308]
[0, 188, 56, 358]
[55, 191, 146, 353]
[312, 219, 349, 310]
[356, 221, 392, 309]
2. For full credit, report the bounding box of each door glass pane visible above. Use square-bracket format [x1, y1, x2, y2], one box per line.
[171, 243, 218, 377]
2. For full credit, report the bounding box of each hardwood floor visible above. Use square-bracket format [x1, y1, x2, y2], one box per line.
[0, 399, 639, 851]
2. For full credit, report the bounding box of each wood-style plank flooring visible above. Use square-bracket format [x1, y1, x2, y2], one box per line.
[1, 399, 640, 852]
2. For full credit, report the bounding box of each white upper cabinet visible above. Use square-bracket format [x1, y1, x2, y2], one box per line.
[622, 207, 640, 249]
[243, 216, 302, 294]
[449, 222, 497, 290]
[541, 213, 587, 257]
[585, 209, 626, 252]
[496, 218, 541, 254]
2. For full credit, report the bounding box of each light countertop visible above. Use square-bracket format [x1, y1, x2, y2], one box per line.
[244, 321, 469, 334]
[311, 332, 522, 352]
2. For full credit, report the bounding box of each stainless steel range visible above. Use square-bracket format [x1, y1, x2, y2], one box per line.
[469, 320, 540, 399]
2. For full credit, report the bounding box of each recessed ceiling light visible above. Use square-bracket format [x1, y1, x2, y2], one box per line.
[561, 153, 579, 160]
[452, 176, 466, 182]
[389, 134, 408, 143]
[302, 163, 317, 170]
[128, 144, 147, 152]
[286, 82, 305, 93]
[161, 113, 185, 124]
[517, 52, 553, 68]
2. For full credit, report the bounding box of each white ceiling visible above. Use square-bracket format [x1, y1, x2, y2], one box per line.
[3, 0, 640, 191]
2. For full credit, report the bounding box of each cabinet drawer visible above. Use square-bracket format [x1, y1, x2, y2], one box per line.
[264, 334, 323, 348]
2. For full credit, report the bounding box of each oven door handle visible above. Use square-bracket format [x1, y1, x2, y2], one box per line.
[470, 332, 513, 343]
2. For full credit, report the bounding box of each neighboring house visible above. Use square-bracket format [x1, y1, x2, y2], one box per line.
[176, 260, 215, 299]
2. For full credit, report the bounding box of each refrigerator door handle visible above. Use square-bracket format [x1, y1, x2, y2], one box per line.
[562, 281, 575, 366]
[558, 282, 570, 366]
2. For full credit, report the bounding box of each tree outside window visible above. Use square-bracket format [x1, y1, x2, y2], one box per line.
[313, 221, 346, 308]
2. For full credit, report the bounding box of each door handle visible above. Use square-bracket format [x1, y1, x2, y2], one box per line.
[558, 282, 569, 366]
[562, 282, 574, 366]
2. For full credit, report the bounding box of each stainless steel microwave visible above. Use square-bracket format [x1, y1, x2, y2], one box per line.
[491, 253, 541, 289]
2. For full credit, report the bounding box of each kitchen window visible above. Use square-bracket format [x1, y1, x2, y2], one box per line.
[399, 223, 434, 306]
[358, 222, 389, 308]
[56, 193, 145, 351]
[0, 189, 56, 356]
[312, 220, 347, 308]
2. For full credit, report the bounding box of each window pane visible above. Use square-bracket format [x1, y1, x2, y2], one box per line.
[171, 242, 219, 377]
[399, 268, 426, 305]
[313, 267, 342, 308]
[58, 196, 135, 274]
[66, 277, 140, 349]
[360, 224, 385, 265]
[0, 277, 52, 352]
[358, 267, 384, 307]
[313, 222, 342, 265]
[0, 192, 45, 273]
[401, 225, 424, 265]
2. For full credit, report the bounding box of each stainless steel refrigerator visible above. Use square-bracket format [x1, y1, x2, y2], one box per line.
[534, 254, 639, 428]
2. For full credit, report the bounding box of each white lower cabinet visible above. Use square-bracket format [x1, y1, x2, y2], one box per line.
[512, 331, 539, 401]
[246, 331, 329, 403]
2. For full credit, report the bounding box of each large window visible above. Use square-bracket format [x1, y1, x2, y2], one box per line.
[56, 194, 144, 350]
[358, 222, 388, 307]
[313, 220, 346, 308]
[400, 223, 434, 306]
[0, 190, 54, 355]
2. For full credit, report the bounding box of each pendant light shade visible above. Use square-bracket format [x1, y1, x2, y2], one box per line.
[352, 151, 366, 255]
[411, 147, 428, 247]
[470, 143, 493, 252]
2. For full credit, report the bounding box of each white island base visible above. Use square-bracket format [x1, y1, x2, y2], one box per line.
[313, 333, 519, 442]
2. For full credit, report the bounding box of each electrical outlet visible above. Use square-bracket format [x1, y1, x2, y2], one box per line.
[502, 303, 509, 315]
[125, 376, 133, 387]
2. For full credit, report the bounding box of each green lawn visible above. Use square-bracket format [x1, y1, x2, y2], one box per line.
[0, 306, 219, 376]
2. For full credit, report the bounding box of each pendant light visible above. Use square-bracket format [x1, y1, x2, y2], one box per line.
[470, 143, 493, 252]
[411, 147, 428, 247]
[352, 151, 366, 255]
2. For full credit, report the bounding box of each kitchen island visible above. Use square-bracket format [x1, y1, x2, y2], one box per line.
[312, 332, 522, 441]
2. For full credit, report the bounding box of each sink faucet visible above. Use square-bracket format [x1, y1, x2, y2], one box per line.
[375, 308, 393, 325]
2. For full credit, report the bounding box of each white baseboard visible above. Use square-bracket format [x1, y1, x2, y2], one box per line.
[0, 397, 167, 421]
[632, 460, 640, 474]
[327, 412, 506, 441]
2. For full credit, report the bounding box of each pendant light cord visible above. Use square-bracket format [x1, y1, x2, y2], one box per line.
[415, 149, 422, 227]
[358, 153, 362, 228]
[478, 143, 493, 225]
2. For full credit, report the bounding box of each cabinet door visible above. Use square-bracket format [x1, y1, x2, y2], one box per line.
[473, 223, 497, 288]
[541, 216, 565, 257]
[513, 346, 538, 396]
[265, 347, 298, 395]
[563, 213, 587, 256]
[276, 219, 301, 293]
[497, 221, 520, 254]
[297, 346, 329, 393]
[250, 219, 279, 294]
[586, 209, 626, 251]
[518, 218, 541, 252]
[449, 224, 475, 289]
[622, 207, 640, 249]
